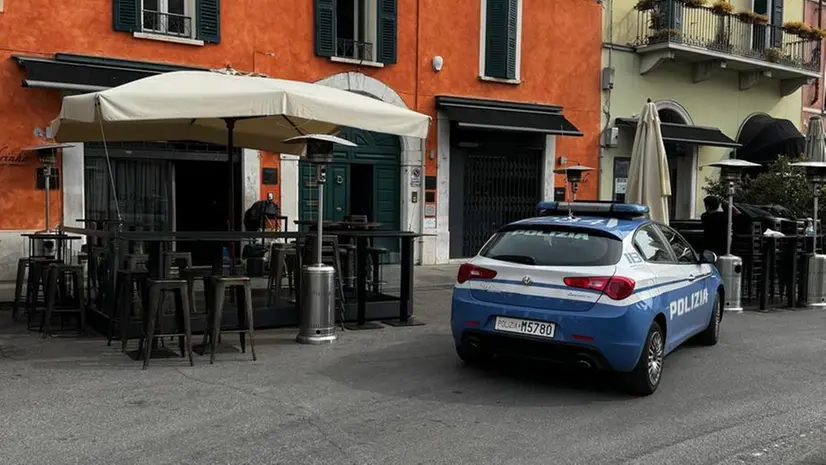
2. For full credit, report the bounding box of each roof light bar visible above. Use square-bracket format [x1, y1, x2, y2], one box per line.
[536, 201, 649, 218]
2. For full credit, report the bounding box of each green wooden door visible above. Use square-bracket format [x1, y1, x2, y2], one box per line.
[298, 127, 401, 262]
[299, 162, 349, 223]
[372, 165, 401, 261]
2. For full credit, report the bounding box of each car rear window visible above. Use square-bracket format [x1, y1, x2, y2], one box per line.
[478, 226, 623, 266]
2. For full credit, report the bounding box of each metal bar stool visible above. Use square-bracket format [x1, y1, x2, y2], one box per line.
[203, 276, 256, 364]
[41, 263, 86, 338]
[25, 257, 63, 331]
[12, 257, 35, 321]
[138, 278, 194, 369]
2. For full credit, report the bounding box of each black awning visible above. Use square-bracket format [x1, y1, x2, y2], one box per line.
[435, 95, 582, 136]
[736, 114, 805, 163]
[12, 53, 206, 91]
[615, 118, 740, 148]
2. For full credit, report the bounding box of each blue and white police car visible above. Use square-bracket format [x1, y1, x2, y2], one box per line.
[450, 201, 724, 395]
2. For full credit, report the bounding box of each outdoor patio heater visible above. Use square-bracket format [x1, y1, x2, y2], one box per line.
[790, 161, 826, 309]
[553, 165, 594, 218]
[23, 143, 72, 257]
[284, 134, 356, 344]
[704, 158, 760, 313]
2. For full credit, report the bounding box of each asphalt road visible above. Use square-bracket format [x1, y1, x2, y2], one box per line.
[1, 289, 826, 465]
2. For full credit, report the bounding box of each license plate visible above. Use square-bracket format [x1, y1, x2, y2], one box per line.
[494, 316, 555, 339]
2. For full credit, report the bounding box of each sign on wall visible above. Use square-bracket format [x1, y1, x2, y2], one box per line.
[0, 146, 31, 166]
[410, 167, 422, 187]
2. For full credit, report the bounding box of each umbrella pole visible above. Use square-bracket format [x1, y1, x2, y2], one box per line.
[226, 118, 237, 275]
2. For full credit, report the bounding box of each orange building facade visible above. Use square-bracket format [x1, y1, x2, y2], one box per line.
[0, 0, 601, 283]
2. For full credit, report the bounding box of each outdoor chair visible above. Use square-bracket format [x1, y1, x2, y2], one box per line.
[162, 251, 193, 278]
[203, 276, 256, 364]
[266, 242, 296, 306]
[12, 257, 35, 321]
[40, 263, 86, 338]
[110, 268, 150, 352]
[138, 279, 194, 370]
[179, 265, 214, 315]
[25, 257, 63, 331]
[366, 247, 389, 294]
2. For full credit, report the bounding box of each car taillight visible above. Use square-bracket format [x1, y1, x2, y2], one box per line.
[564, 276, 636, 300]
[457, 264, 497, 284]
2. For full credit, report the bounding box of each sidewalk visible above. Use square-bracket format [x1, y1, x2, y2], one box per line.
[382, 264, 459, 291]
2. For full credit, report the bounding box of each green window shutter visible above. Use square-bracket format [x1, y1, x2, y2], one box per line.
[485, 0, 518, 80]
[770, 0, 784, 48]
[113, 0, 140, 33]
[315, 0, 337, 57]
[377, 0, 398, 64]
[196, 0, 221, 43]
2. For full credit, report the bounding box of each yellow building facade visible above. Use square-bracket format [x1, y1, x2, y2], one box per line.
[599, 0, 817, 218]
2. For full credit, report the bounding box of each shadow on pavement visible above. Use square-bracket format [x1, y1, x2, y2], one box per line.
[321, 332, 638, 407]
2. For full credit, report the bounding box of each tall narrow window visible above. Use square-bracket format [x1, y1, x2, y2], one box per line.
[481, 0, 522, 81]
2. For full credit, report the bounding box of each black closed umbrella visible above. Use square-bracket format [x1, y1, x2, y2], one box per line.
[737, 114, 805, 164]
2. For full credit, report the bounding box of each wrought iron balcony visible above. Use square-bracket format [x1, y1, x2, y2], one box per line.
[141, 10, 193, 38]
[633, 0, 821, 94]
[336, 39, 374, 62]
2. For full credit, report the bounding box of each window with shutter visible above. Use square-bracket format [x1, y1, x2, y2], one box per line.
[114, 0, 219, 44]
[480, 0, 522, 82]
[314, 0, 393, 66]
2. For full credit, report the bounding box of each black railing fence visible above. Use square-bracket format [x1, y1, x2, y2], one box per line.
[142, 10, 193, 38]
[635, 0, 820, 71]
[336, 39, 374, 62]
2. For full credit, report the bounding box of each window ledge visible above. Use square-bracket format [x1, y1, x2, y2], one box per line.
[133, 32, 204, 47]
[330, 56, 385, 68]
[479, 75, 521, 85]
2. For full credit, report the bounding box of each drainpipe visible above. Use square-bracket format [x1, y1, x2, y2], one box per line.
[416, 0, 425, 265]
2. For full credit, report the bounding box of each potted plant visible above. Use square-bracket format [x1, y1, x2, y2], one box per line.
[783, 20, 812, 38]
[738, 10, 769, 24]
[765, 47, 783, 62]
[805, 27, 826, 41]
[711, 1, 734, 15]
[649, 28, 682, 44]
[685, 0, 707, 8]
[635, 0, 656, 11]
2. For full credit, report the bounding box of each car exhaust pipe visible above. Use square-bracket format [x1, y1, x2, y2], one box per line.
[466, 337, 482, 350]
[575, 353, 596, 369]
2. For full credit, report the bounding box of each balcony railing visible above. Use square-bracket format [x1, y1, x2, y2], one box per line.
[336, 39, 374, 62]
[141, 10, 193, 38]
[635, 0, 820, 71]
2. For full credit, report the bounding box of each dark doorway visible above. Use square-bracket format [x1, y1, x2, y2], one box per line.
[174, 160, 230, 265]
[349, 163, 373, 217]
[449, 129, 544, 259]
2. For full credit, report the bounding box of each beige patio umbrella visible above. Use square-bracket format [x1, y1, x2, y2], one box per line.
[48, 69, 431, 272]
[48, 70, 430, 151]
[625, 100, 672, 223]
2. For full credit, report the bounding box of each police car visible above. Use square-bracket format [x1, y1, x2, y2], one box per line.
[450, 201, 724, 395]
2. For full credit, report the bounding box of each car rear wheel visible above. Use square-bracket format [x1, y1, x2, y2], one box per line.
[456, 342, 493, 367]
[624, 321, 664, 396]
[696, 292, 722, 346]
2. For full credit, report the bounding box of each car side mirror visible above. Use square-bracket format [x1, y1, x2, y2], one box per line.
[699, 250, 717, 264]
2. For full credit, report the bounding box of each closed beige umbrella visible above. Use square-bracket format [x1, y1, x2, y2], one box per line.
[625, 100, 672, 223]
[804, 116, 826, 163]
